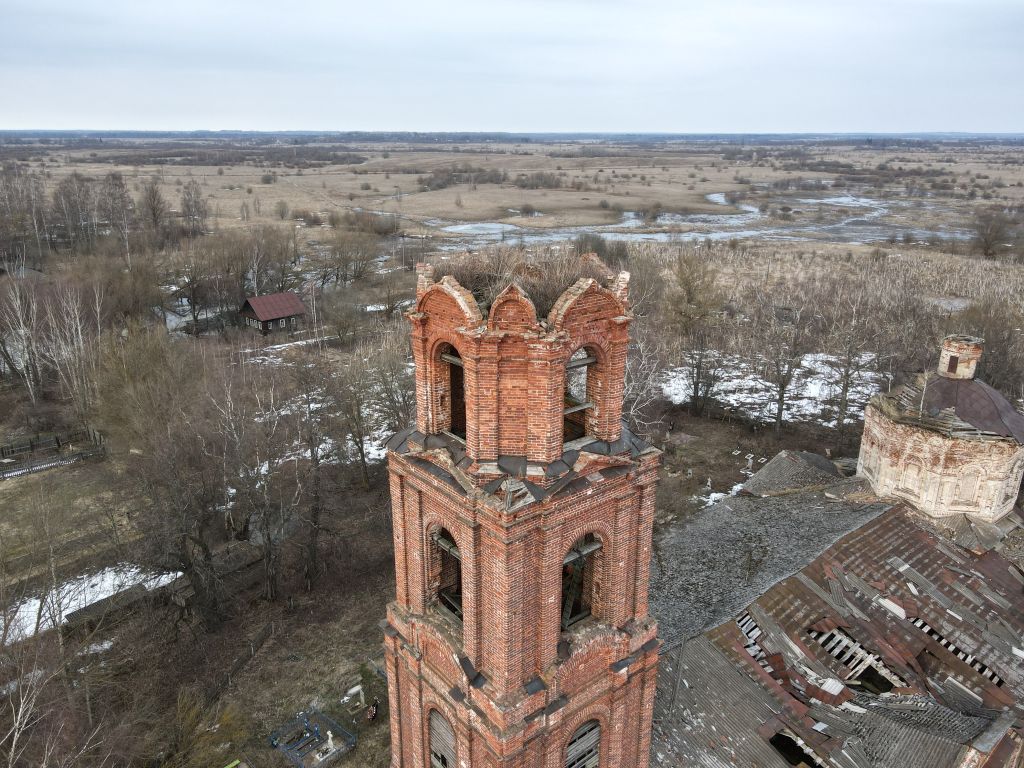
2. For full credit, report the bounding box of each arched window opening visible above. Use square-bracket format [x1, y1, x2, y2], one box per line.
[564, 348, 597, 443]
[430, 528, 463, 622]
[561, 534, 602, 631]
[956, 471, 979, 504]
[439, 344, 466, 440]
[565, 720, 601, 768]
[900, 462, 922, 493]
[429, 710, 456, 768]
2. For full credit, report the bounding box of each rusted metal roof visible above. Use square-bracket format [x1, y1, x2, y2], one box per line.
[239, 291, 306, 321]
[650, 466, 1024, 767]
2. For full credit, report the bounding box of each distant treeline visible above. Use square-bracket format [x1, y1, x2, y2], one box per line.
[66, 146, 367, 169]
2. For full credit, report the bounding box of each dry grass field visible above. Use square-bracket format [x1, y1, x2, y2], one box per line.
[25, 137, 1024, 244]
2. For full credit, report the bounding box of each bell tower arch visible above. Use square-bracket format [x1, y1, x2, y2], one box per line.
[384, 255, 661, 768]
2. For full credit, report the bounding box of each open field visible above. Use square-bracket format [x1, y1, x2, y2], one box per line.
[0, 459, 136, 585]
[7, 134, 1023, 248]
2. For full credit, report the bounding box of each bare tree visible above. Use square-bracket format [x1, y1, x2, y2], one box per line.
[747, 290, 816, 434]
[819, 278, 884, 436]
[337, 347, 375, 490]
[180, 180, 208, 238]
[0, 271, 45, 405]
[973, 207, 1011, 258]
[284, 350, 343, 588]
[51, 173, 97, 253]
[41, 283, 97, 423]
[364, 320, 415, 433]
[210, 361, 298, 601]
[96, 331, 228, 630]
[679, 324, 729, 417]
[178, 250, 212, 336]
[98, 173, 135, 268]
[139, 177, 168, 239]
[623, 322, 665, 436]
[666, 243, 729, 416]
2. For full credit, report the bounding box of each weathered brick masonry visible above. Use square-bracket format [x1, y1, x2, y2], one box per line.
[384, 257, 661, 767]
[858, 335, 1024, 523]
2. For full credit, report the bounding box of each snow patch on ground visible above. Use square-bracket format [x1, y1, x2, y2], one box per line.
[693, 482, 746, 508]
[662, 352, 888, 427]
[7, 565, 179, 643]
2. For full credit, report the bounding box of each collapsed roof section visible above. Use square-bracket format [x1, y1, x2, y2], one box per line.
[650, 454, 1024, 768]
[874, 372, 1024, 444]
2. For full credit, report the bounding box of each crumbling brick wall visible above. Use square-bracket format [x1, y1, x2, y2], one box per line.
[859, 404, 1023, 523]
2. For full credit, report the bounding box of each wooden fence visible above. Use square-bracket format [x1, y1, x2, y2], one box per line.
[0, 427, 105, 481]
[0, 427, 103, 460]
[206, 622, 276, 705]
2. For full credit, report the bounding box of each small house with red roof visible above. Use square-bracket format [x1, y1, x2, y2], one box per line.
[239, 291, 306, 334]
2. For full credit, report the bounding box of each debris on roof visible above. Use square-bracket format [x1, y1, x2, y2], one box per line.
[874, 372, 1024, 444]
[650, 479, 1024, 767]
[649, 478, 889, 648]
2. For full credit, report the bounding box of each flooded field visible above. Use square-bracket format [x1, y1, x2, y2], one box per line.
[425, 189, 972, 249]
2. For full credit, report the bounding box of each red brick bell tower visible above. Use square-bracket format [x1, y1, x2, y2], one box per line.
[383, 255, 661, 768]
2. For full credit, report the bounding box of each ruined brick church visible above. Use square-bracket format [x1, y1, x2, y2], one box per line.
[859, 335, 1024, 523]
[383, 259, 660, 768]
[382, 255, 1024, 767]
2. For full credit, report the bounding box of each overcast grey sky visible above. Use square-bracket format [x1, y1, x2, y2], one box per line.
[1, 0, 1021, 132]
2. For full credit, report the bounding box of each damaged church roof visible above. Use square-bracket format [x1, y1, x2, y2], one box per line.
[875, 372, 1024, 444]
[649, 478, 889, 649]
[649, 453, 1024, 768]
[741, 449, 843, 497]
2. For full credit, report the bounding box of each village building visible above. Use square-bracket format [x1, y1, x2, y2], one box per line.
[383, 257, 661, 768]
[859, 335, 1024, 524]
[238, 291, 306, 334]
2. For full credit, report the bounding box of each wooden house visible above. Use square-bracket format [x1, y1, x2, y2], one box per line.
[239, 291, 306, 334]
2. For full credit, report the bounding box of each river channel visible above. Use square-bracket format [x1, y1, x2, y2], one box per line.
[423, 190, 971, 250]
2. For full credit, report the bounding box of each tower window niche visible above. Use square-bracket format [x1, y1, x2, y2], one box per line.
[565, 719, 601, 768]
[430, 528, 463, 622]
[561, 534, 602, 630]
[429, 709, 457, 768]
[438, 344, 466, 440]
[564, 347, 598, 443]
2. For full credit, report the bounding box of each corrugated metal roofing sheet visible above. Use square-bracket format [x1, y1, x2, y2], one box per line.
[650, 489, 1024, 768]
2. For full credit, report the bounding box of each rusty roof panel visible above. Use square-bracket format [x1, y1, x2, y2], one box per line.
[240, 291, 306, 321]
